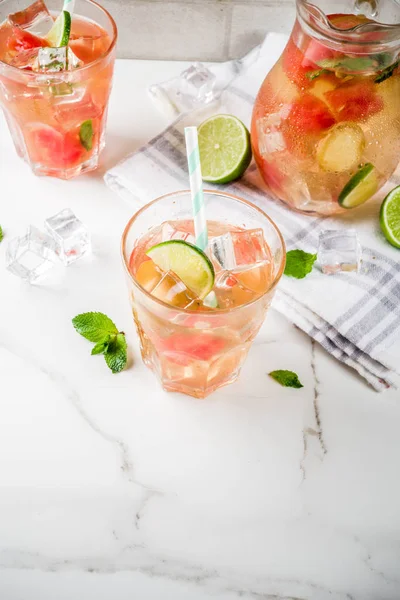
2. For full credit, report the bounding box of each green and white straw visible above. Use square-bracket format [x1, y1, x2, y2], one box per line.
[184, 126, 208, 251]
[62, 0, 75, 15]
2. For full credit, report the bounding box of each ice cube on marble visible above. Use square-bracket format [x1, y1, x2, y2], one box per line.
[209, 229, 270, 271]
[44, 208, 91, 266]
[6, 225, 57, 283]
[8, 0, 54, 37]
[318, 229, 362, 275]
[148, 62, 217, 117]
[180, 63, 216, 104]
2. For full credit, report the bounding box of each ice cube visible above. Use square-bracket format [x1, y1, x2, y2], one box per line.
[6, 225, 57, 283]
[44, 208, 91, 266]
[8, 0, 54, 37]
[161, 222, 195, 244]
[47, 80, 86, 103]
[180, 63, 216, 104]
[37, 47, 82, 73]
[69, 32, 110, 62]
[9, 47, 39, 70]
[213, 271, 255, 309]
[151, 271, 201, 309]
[53, 94, 101, 127]
[318, 229, 362, 275]
[38, 46, 67, 72]
[209, 229, 270, 271]
[148, 62, 217, 117]
[135, 259, 164, 292]
[256, 118, 286, 155]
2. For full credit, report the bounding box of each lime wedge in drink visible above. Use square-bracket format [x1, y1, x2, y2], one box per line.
[44, 10, 71, 47]
[146, 240, 215, 299]
[380, 186, 400, 249]
[338, 163, 378, 209]
[197, 114, 252, 184]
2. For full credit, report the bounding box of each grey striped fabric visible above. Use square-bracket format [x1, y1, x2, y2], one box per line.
[105, 33, 400, 392]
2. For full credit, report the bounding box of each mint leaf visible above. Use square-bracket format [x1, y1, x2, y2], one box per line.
[284, 249, 317, 279]
[306, 68, 329, 81]
[104, 333, 127, 374]
[318, 56, 376, 72]
[79, 119, 93, 151]
[73, 313, 128, 374]
[0, 226, 3, 243]
[91, 337, 111, 356]
[72, 312, 118, 343]
[269, 370, 304, 389]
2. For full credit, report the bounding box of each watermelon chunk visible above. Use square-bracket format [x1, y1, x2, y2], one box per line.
[325, 81, 384, 121]
[28, 125, 84, 169]
[7, 26, 47, 53]
[287, 94, 336, 133]
[161, 333, 226, 363]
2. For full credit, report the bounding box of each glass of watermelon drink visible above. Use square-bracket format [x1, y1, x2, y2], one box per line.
[121, 190, 286, 399]
[251, 0, 400, 215]
[0, 0, 117, 179]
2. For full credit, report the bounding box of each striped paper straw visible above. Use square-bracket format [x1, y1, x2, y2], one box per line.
[184, 126, 208, 251]
[63, 0, 75, 15]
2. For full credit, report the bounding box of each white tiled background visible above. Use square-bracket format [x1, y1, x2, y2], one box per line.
[102, 0, 296, 60]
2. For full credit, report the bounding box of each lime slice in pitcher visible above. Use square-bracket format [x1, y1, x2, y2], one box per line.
[146, 240, 215, 299]
[198, 114, 252, 184]
[338, 163, 378, 209]
[380, 186, 400, 248]
[45, 10, 71, 47]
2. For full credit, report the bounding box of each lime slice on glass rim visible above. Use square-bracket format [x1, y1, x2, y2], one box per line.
[380, 185, 400, 249]
[197, 114, 252, 184]
[146, 240, 215, 300]
[338, 163, 378, 209]
[44, 10, 71, 47]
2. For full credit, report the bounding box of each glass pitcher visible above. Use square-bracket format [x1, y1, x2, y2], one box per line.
[251, 0, 400, 215]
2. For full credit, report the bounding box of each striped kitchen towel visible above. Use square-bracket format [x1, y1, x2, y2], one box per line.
[105, 33, 400, 391]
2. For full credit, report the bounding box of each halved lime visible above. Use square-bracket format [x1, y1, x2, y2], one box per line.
[198, 114, 252, 184]
[380, 186, 400, 249]
[44, 10, 71, 47]
[339, 163, 378, 208]
[146, 240, 215, 299]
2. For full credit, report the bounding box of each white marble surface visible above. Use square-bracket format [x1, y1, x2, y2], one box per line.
[0, 59, 400, 600]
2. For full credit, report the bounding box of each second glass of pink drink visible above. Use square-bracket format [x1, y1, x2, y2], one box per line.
[122, 190, 286, 399]
[0, 0, 117, 179]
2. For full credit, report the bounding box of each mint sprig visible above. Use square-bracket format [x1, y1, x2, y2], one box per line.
[284, 249, 317, 279]
[72, 312, 127, 374]
[0, 226, 3, 243]
[269, 370, 304, 389]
